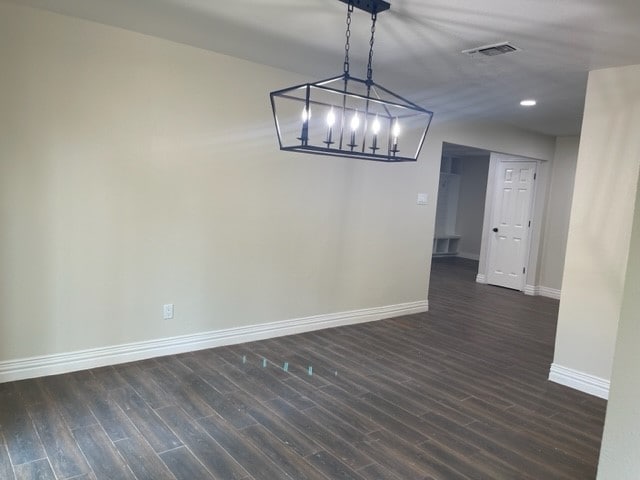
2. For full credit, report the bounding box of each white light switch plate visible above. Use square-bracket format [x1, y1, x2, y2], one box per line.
[417, 193, 428, 205]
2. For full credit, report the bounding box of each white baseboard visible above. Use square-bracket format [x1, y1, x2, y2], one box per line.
[524, 285, 561, 300]
[549, 363, 610, 399]
[478, 278, 560, 299]
[539, 286, 561, 299]
[0, 300, 428, 384]
[458, 252, 480, 261]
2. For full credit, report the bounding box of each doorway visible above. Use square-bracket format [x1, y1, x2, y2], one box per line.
[434, 143, 490, 261]
[434, 144, 546, 293]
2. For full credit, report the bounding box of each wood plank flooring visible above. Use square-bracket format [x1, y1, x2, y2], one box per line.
[0, 257, 607, 479]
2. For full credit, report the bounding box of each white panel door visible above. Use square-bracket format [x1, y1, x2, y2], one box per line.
[486, 160, 537, 290]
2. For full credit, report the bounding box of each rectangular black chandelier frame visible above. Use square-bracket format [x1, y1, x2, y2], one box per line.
[270, 73, 434, 163]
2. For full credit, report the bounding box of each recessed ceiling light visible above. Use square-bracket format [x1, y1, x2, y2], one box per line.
[520, 99, 537, 107]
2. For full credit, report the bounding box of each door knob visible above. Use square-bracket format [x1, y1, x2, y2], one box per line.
[492, 227, 499, 232]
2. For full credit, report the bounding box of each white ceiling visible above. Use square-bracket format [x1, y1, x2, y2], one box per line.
[8, 0, 640, 136]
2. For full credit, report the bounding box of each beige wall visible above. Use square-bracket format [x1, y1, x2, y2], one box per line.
[597, 166, 640, 479]
[538, 136, 579, 290]
[553, 64, 640, 382]
[0, 3, 556, 364]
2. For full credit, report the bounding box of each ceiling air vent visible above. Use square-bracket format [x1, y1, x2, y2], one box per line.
[462, 42, 520, 58]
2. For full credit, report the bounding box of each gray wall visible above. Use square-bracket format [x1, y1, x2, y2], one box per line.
[538, 137, 579, 291]
[456, 156, 490, 260]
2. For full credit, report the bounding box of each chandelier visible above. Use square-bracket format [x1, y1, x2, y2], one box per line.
[270, 0, 433, 163]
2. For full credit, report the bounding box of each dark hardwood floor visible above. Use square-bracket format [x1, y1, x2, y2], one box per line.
[0, 257, 607, 479]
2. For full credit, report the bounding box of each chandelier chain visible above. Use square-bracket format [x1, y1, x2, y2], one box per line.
[343, 1, 354, 75]
[367, 11, 378, 82]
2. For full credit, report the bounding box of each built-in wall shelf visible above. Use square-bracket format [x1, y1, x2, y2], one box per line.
[433, 234, 461, 256]
[433, 155, 462, 257]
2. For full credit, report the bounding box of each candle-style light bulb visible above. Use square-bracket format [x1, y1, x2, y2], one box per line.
[370, 116, 381, 153]
[326, 108, 336, 127]
[372, 117, 381, 135]
[298, 106, 310, 146]
[391, 119, 400, 155]
[324, 108, 336, 147]
[351, 113, 360, 131]
[348, 112, 359, 151]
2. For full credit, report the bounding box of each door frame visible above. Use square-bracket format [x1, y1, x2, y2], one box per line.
[477, 152, 550, 293]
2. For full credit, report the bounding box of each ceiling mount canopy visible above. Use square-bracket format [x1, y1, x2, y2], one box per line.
[337, 0, 390, 15]
[270, 0, 433, 163]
